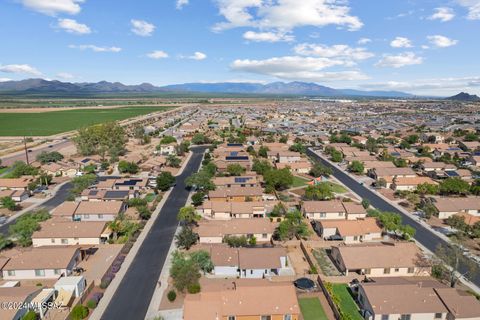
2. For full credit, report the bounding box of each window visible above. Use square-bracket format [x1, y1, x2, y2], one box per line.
[320, 213, 326, 218]
[98, 214, 104, 219]
[364, 269, 371, 275]
[408, 267, 415, 273]
[54, 269, 62, 275]
[394, 268, 400, 272]
[262, 233, 268, 239]
[400, 315, 411, 320]
[339, 212, 344, 217]
[381, 315, 389, 320]
[434, 313, 442, 319]
[284, 315, 292, 320]
[84, 214, 90, 219]
[51, 239, 55, 243]
[61, 239, 68, 244]
[35, 269, 45, 277]
[228, 317, 235, 320]
[7, 270, 15, 276]
[353, 236, 359, 241]
[383, 268, 390, 274]
[261, 316, 271, 320]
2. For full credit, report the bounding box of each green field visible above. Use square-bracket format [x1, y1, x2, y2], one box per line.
[331, 284, 363, 320]
[292, 176, 310, 188]
[299, 297, 329, 320]
[327, 182, 348, 193]
[0, 106, 173, 136]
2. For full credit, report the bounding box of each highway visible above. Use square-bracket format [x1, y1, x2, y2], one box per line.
[307, 148, 480, 287]
[100, 146, 207, 320]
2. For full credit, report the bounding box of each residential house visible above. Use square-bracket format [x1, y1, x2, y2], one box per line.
[0, 178, 33, 191]
[212, 175, 260, 188]
[73, 201, 124, 221]
[0, 189, 29, 202]
[208, 186, 263, 202]
[303, 200, 346, 220]
[196, 218, 276, 244]
[157, 143, 177, 156]
[183, 279, 300, 320]
[198, 201, 266, 219]
[32, 221, 110, 247]
[391, 176, 438, 192]
[331, 242, 430, 277]
[432, 197, 480, 219]
[2, 247, 81, 280]
[314, 218, 382, 243]
[276, 161, 312, 174]
[368, 167, 417, 188]
[0, 287, 43, 320]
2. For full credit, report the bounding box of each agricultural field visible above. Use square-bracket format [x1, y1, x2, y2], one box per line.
[0, 106, 173, 136]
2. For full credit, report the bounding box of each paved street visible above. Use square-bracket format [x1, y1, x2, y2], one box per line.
[307, 148, 480, 287]
[100, 146, 207, 320]
[0, 139, 73, 167]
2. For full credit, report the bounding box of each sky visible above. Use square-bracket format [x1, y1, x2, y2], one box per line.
[0, 0, 480, 96]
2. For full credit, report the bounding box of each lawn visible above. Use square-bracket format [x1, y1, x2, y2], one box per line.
[0, 106, 173, 136]
[327, 182, 348, 193]
[331, 284, 363, 320]
[144, 193, 156, 202]
[299, 297, 329, 320]
[292, 176, 310, 188]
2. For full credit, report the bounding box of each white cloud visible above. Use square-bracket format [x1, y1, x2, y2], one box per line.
[360, 76, 480, 95]
[293, 43, 374, 62]
[457, 0, 480, 20]
[188, 52, 207, 60]
[357, 38, 371, 45]
[230, 56, 368, 82]
[56, 72, 74, 80]
[147, 50, 169, 59]
[0, 78, 12, 82]
[213, 0, 363, 32]
[390, 37, 413, 48]
[176, 0, 189, 9]
[243, 31, 294, 42]
[427, 35, 458, 48]
[21, 0, 84, 16]
[57, 18, 91, 34]
[130, 19, 156, 37]
[69, 44, 122, 52]
[0, 64, 42, 76]
[429, 7, 455, 22]
[376, 52, 423, 68]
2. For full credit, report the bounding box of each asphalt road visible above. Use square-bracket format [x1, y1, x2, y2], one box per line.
[0, 139, 73, 167]
[307, 148, 480, 287]
[101, 146, 207, 320]
[0, 182, 73, 235]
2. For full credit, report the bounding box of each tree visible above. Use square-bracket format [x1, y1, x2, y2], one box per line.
[191, 133, 207, 145]
[279, 135, 288, 143]
[9, 210, 50, 247]
[416, 183, 439, 195]
[471, 179, 480, 196]
[118, 161, 139, 174]
[156, 172, 176, 191]
[274, 210, 310, 241]
[9, 161, 39, 178]
[0, 234, 12, 251]
[348, 160, 364, 174]
[304, 183, 334, 200]
[399, 140, 411, 150]
[393, 158, 408, 168]
[367, 210, 415, 240]
[170, 251, 201, 292]
[175, 226, 198, 250]
[309, 163, 332, 177]
[137, 206, 152, 220]
[74, 122, 126, 160]
[377, 178, 387, 188]
[434, 244, 477, 287]
[71, 174, 96, 195]
[71, 305, 89, 320]
[177, 206, 201, 225]
[36, 151, 64, 164]
[330, 150, 343, 162]
[406, 134, 419, 144]
[264, 168, 294, 191]
[439, 178, 470, 195]
[1, 196, 16, 211]
[252, 159, 272, 175]
[185, 170, 215, 191]
[226, 164, 246, 176]
[191, 191, 205, 206]
[160, 135, 177, 144]
[446, 215, 469, 233]
[366, 137, 378, 153]
[270, 203, 287, 217]
[166, 155, 181, 168]
[223, 235, 248, 247]
[361, 199, 370, 209]
[190, 250, 214, 273]
[258, 146, 269, 158]
[289, 142, 306, 154]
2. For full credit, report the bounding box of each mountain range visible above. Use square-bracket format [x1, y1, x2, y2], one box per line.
[0, 78, 415, 98]
[446, 92, 480, 102]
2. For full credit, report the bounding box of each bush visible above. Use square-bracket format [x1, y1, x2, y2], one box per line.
[21, 310, 38, 320]
[100, 278, 112, 289]
[187, 283, 201, 294]
[71, 305, 89, 320]
[167, 290, 177, 302]
[86, 299, 97, 309]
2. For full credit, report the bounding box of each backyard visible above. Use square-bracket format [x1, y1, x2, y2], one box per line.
[0, 106, 173, 136]
[331, 284, 363, 320]
[299, 297, 329, 320]
[292, 175, 310, 188]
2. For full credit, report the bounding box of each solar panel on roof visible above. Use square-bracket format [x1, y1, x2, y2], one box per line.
[234, 177, 248, 183]
[226, 156, 249, 161]
[445, 171, 459, 177]
[105, 190, 129, 199]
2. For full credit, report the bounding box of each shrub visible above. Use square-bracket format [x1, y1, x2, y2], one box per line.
[187, 283, 201, 294]
[21, 310, 38, 320]
[100, 278, 112, 289]
[86, 299, 97, 309]
[71, 305, 89, 320]
[167, 290, 177, 302]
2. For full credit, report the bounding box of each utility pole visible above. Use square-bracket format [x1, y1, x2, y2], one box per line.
[23, 136, 30, 165]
